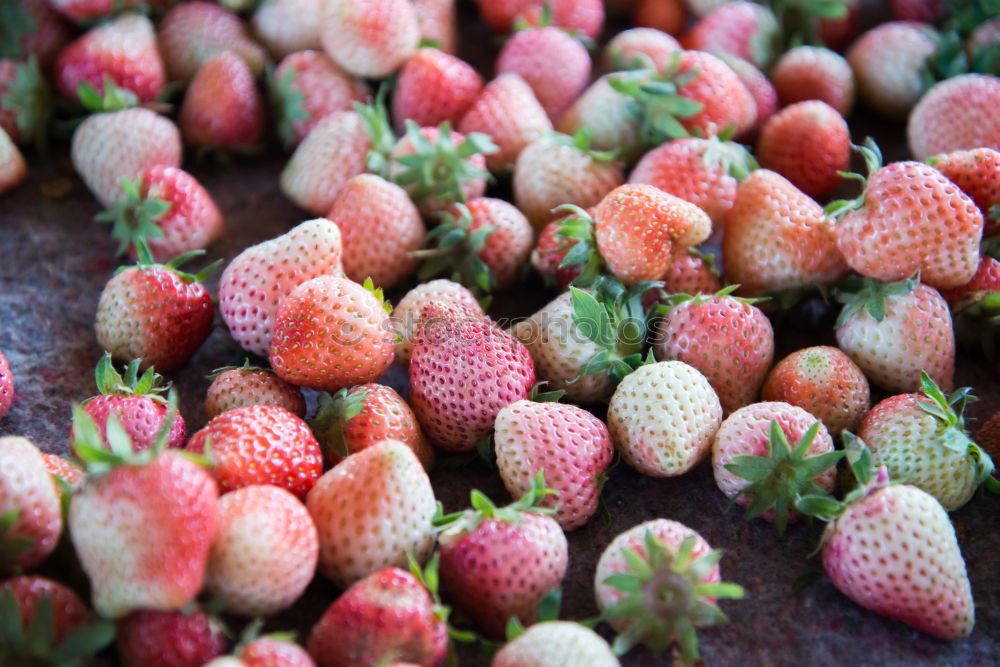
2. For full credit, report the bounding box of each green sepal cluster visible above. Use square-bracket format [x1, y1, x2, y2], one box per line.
[362, 277, 393, 315]
[0, 508, 33, 573]
[0, 0, 35, 59]
[608, 53, 704, 148]
[354, 85, 397, 178]
[267, 63, 310, 149]
[765, 0, 849, 49]
[94, 176, 171, 256]
[407, 551, 478, 662]
[824, 137, 883, 220]
[413, 203, 497, 293]
[76, 77, 139, 113]
[308, 387, 371, 461]
[432, 471, 558, 534]
[206, 358, 264, 380]
[602, 531, 745, 663]
[549, 128, 620, 163]
[724, 420, 845, 534]
[833, 273, 919, 329]
[794, 432, 879, 522]
[919, 0, 1000, 88]
[93, 352, 170, 400]
[0, 589, 116, 667]
[551, 203, 605, 287]
[528, 381, 565, 403]
[114, 239, 222, 285]
[656, 284, 766, 316]
[0, 55, 52, 150]
[701, 132, 759, 182]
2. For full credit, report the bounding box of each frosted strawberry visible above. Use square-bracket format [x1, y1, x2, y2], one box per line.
[436, 474, 568, 639]
[310, 383, 433, 469]
[270, 50, 370, 148]
[327, 174, 424, 289]
[600, 27, 680, 72]
[180, 51, 265, 152]
[495, 394, 613, 530]
[654, 286, 774, 415]
[392, 47, 482, 132]
[756, 100, 851, 200]
[390, 279, 483, 366]
[71, 107, 181, 208]
[219, 218, 344, 357]
[762, 346, 870, 437]
[474, 0, 604, 38]
[270, 276, 396, 391]
[0, 436, 62, 572]
[713, 403, 840, 532]
[306, 439, 437, 587]
[770, 46, 855, 117]
[723, 169, 847, 296]
[830, 139, 983, 289]
[0, 56, 52, 148]
[846, 21, 938, 118]
[205, 484, 318, 616]
[496, 26, 591, 121]
[68, 402, 219, 618]
[907, 74, 1000, 160]
[927, 147, 1000, 237]
[594, 519, 743, 661]
[253, 0, 323, 58]
[204, 361, 306, 419]
[0, 126, 25, 194]
[834, 275, 955, 393]
[413, 0, 457, 53]
[54, 14, 165, 104]
[158, 2, 268, 82]
[320, 0, 420, 78]
[117, 607, 227, 667]
[607, 360, 723, 477]
[680, 1, 779, 69]
[0, 348, 11, 420]
[493, 621, 618, 667]
[409, 303, 535, 452]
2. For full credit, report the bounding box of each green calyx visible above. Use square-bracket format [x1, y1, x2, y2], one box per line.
[551, 204, 605, 287]
[267, 63, 310, 149]
[657, 284, 765, 315]
[94, 177, 171, 256]
[767, 0, 849, 49]
[93, 353, 169, 399]
[412, 204, 497, 293]
[309, 387, 371, 461]
[433, 471, 558, 534]
[113, 239, 222, 285]
[921, 1, 1000, 87]
[528, 381, 565, 403]
[355, 85, 397, 178]
[0, 55, 52, 150]
[833, 273, 919, 329]
[0, 0, 35, 59]
[0, 589, 116, 666]
[602, 531, 744, 662]
[824, 137, 883, 220]
[701, 133, 759, 182]
[724, 420, 845, 534]
[549, 128, 620, 163]
[794, 432, 882, 521]
[77, 76, 138, 113]
[207, 358, 265, 380]
[407, 552, 478, 647]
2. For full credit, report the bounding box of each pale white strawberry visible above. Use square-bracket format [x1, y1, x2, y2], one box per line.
[320, 0, 419, 78]
[252, 0, 323, 58]
[0, 436, 62, 571]
[492, 622, 619, 667]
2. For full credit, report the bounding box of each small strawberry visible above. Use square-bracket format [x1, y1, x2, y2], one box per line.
[47, 0, 159, 23]
[117, 607, 227, 667]
[0, 436, 62, 572]
[907, 73, 1000, 160]
[390, 278, 483, 366]
[158, 1, 268, 82]
[557, 75, 643, 159]
[594, 519, 743, 661]
[219, 217, 344, 357]
[492, 621, 618, 667]
[0, 56, 52, 148]
[320, 0, 420, 79]
[761, 346, 870, 438]
[41, 453, 85, 495]
[205, 484, 318, 616]
[391, 47, 482, 133]
[409, 303, 535, 452]
[435, 473, 568, 639]
[306, 439, 437, 587]
[180, 51, 265, 152]
[0, 125, 25, 194]
[600, 27, 680, 73]
[846, 21, 939, 119]
[496, 26, 591, 121]
[413, 0, 457, 54]
[186, 405, 323, 499]
[205, 361, 306, 419]
[927, 147, 1000, 237]
[939, 256, 1000, 307]
[310, 383, 433, 469]
[0, 348, 12, 420]
[680, 1, 779, 70]
[607, 360, 723, 477]
[253, 0, 324, 58]
[770, 45, 855, 117]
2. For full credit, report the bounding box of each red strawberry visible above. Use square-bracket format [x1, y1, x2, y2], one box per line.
[205, 362, 306, 420]
[770, 46, 855, 117]
[158, 1, 268, 82]
[409, 303, 535, 452]
[413, 0, 457, 54]
[2, 0, 71, 68]
[496, 26, 591, 121]
[54, 13, 165, 104]
[392, 47, 482, 133]
[306, 440, 437, 587]
[0, 348, 12, 420]
[205, 484, 319, 616]
[320, 0, 420, 78]
[390, 279, 483, 366]
[180, 51, 265, 152]
[846, 21, 938, 119]
[939, 256, 1000, 307]
[327, 173, 425, 289]
[186, 405, 323, 499]
[0, 126, 26, 194]
[219, 218, 344, 357]
[680, 1, 779, 70]
[253, 0, 324, 58]
[0, 436, 62, 571]
[436, 475, 568, 639]
[600, 27, 680, 73]
[310, 383, 433, 468]
[117, 608, 227, 667]
[928, 147, 1000, 237]
[474, 0, 604, 38]
[907, 74, 1000, 160]
[0, 56, 52, 147]
[529, 216, 586, 289]
[269, 275, 396, 391]
[1, 576, 89, 644]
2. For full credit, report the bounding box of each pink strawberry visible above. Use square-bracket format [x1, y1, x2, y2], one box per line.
[205, 484, 319, 616]
[413, 0, 457, 54]
[180, 51, 265, 152]
[927, 147, 1000, 237]
[600, 27, 680, 73]
[0, 126, 26, 194]
[305, 440, 437, 587]
[390, 278, 483, 366]
[0, 56, 52, 147]
[770, 46, 855, 117]
[846, 21, 939, 119]
[47, 0, 158, 23]
[253, 0, 324, 58]
[392, 47, 482, 132]
[0, 436, 62, 571]
[219, 218, 344, 357]
[528, 216, 587, 289]
[117, 608, 227, 667]
[186, 405, 323, 499]
[660, 249, 722, 295]
[158, 2, 268, 82]
[907, 74, 1000, 160]
[496, 26, 591, 121]
[204, 362, 306, 420]
[939, 256, 1000, 307]
[0, 348, 12, 420]
[320, 0, 420, 79]
[680, 1, 779, 70]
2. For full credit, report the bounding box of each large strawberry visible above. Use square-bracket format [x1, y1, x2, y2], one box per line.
[117, 607, 227, 667]
[392, 47, 482, 132]
[907, 74, 1000, 160]
[493, 621, 618, 667]
[320, 0, 420, 78]
[846, 21, 938, 119]
[180, 51, 265, 152]
[0, 348, 12, 420]
[390, 278, 483, 366]
[0, 436, 62, 572]
[157, 1, 267, 83]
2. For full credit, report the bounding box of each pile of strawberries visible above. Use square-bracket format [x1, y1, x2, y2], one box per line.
[2, 0, 1000, 664]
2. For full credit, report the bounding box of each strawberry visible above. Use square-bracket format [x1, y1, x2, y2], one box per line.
[528, 215, 587, 289]
[71, 107, 182, 208]
[320, 0, 420, 79]
[756, 100, 851, 200]
[305, 439, 437, 587]
[594, 518, 743, 661]
[495, 396, 613, 530]
[180, 51, 265, 152]
[68, 402, 219, 618]
[117, 608, 227, 667]
[205, 361, 306, 419]
[1, 576, 89, 644]
[54, 13, 165, 104]
[939, 256, 1000, 307]
[513, 130, 624, 230]
[435, 474, 568, 639]
[252, 0, 324, 58]
[269, 275, 396, 391]
[907, 74, 1000, 160]
[492, 621, 618, 666]
[390, 278, 483, 366]
[307, 561, 447, 667]
[41, 453, 85, 494]
[0, 436, 62, 572]
[186, 405, 323, 499]
[158, 2, 268, 82]
[660, 248, 722, 295]
[846, 21, 939, 119]
[413, 0, 457, 54]
[927, 147, 1000, 237]
[0, 56, 52, 148]
[409, 303, 535, 452]
[0, 348, 11, 420]
[327, 174, 425, 289]
[715, 53, 777, 138]
[414, 198, 533, 292]
[496, 26, 591, 121]
[632, 0, 686, 35]
[392, 47, 482, 133]
[95, 245, 217, 373]
[219, 217, 344, 357]
[680, 1, 779, 70]
[75, 355, 186, 452]
[600, 27, 680, 73]
[654, 286, 775, 415]
[2, 0, 71, 68]
[458, 73, 552, 172]
[722, 169, 848, 296]
[474, 0, 604, 38]
[270, 50, 370, 148]
[205, 484, 318, 616]
[557, 75, 643, 159]
[770, 46, 855, 117]
[761, 346, 870, 438]
[834, 275, 955, 393]
[830, 139, 983, 289]
[237, 629, 316, 667]
[607, 360, 723, 477]
[0, 126, 26, 194]
[310, 383, 433, 469]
